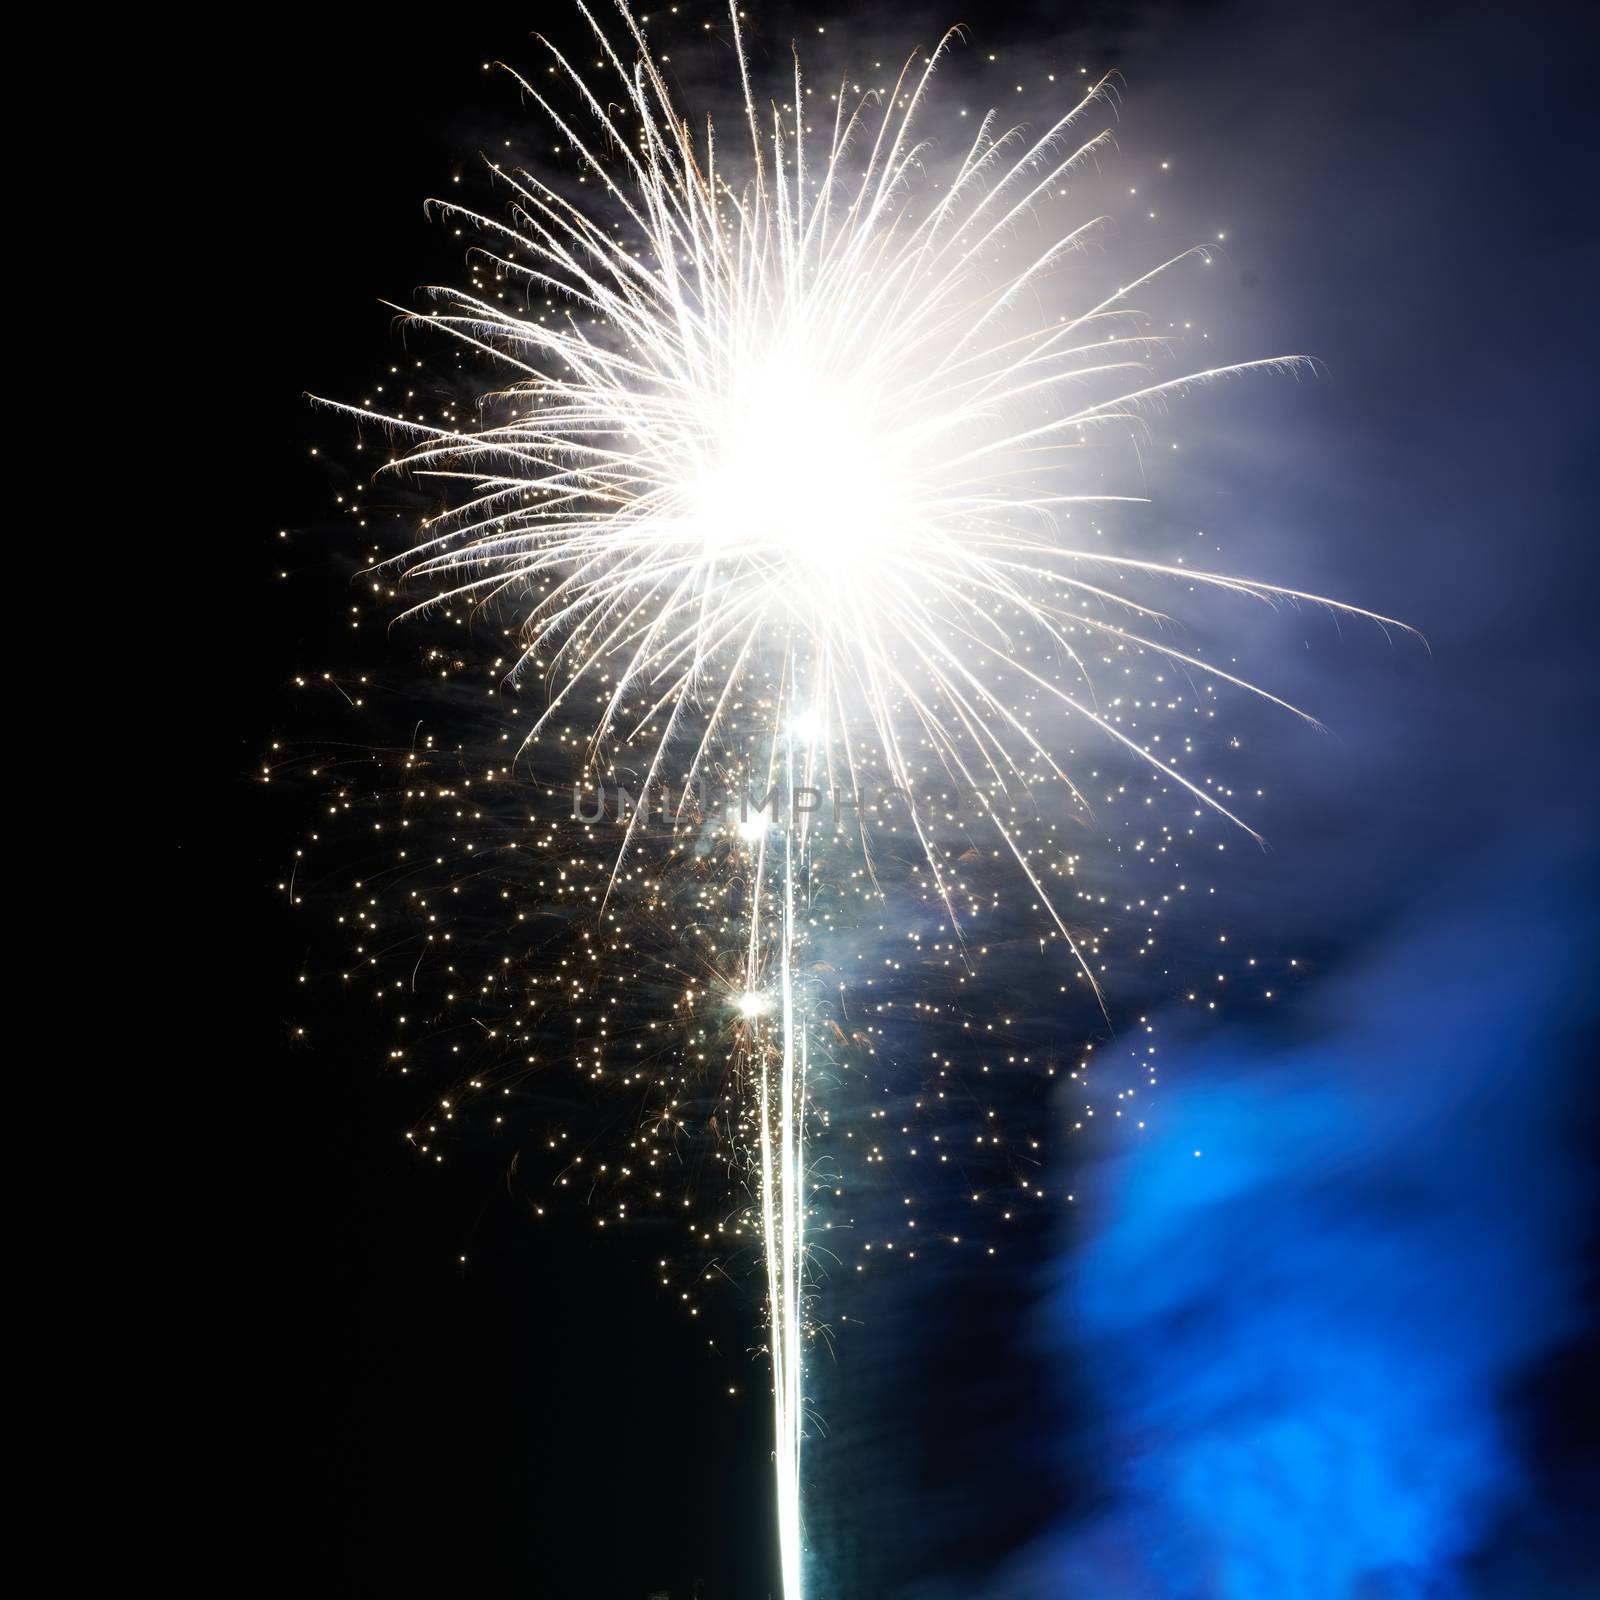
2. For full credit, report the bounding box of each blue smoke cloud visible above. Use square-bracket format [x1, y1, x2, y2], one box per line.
[1001, 844, 1597, 1600]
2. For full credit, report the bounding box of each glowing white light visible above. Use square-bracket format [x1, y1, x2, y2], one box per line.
[738, 991, 768, 1018]
[787, 707, 825, 744]
[690, 350, 909, 572]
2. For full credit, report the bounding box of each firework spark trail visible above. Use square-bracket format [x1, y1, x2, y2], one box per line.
[317, 4, 1410, 1591]
[772, 747, 805, 1600]
[738, 668, 811, 1598]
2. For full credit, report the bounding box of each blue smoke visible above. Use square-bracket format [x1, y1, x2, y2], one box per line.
[1010, 847, 1597, 1600]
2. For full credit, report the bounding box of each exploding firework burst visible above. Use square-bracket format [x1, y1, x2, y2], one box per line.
[291, 5, 1407, 1593]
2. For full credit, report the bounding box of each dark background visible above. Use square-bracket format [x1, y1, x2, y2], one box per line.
[31, 1, 1597, 1596]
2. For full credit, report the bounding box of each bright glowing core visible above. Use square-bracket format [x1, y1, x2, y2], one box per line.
[691, 349, 906, 571]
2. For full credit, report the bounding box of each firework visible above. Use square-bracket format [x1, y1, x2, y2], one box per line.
[309, 5, 1404, 1592]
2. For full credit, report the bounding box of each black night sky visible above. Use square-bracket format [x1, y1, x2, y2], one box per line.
[31, 2, 1597, 1596]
